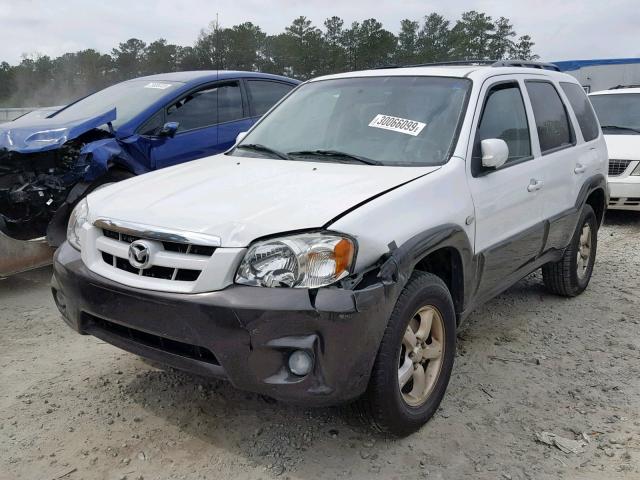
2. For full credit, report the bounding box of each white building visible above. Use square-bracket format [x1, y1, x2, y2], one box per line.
[554, 58, 640, 93]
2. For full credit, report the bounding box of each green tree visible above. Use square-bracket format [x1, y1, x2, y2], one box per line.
[396, 19, 420, 65]
[280, 16, 325, 79]
[323, 16, 347, 74]
[450, 11, 494, 60]
[489, 17, 516, 60]
[354, 19, 396, 69]
[417, 13, 451, 62]
[144, 39, 180, 74]
[224, 22, 267, 71]
[111, 38, 147, 80]
[194, 20, 226, 69]
[510, 35, 539, 60]
[0, 61, 14, 103]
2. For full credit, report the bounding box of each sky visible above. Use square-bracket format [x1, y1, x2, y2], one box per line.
[1, 0, 639, 65]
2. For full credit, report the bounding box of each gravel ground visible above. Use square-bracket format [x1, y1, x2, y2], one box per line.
[1, 211, 639, 480]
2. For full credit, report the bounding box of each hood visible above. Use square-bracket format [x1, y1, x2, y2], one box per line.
[603, 134, 640, 161]
[88, 155, 438, 247]
[0, 108, 116, 153]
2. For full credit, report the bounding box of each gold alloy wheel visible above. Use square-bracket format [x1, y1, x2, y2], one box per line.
[397, 305, 445, 407]
[576, 223, 592, 280]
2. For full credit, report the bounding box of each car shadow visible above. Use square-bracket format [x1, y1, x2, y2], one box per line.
[121, 362, 380, 475]
[604, 209, 640, 227]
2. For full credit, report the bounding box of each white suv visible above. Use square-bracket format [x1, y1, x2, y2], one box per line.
[53, 61, 608, 436]
[589, 86, 640, 210]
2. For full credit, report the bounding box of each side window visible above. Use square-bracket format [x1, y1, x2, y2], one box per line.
[560, 82, 600, 142]
[247, 80, 294, 116]
[216, 82, 244, 123]
[525, 81, 574, 153]
[139, 110, 165, 136]
[166, 81, 243, 132]
[475, 82, 531, 171]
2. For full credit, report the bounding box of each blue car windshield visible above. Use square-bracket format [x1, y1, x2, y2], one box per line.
[51, 80, 181, 129]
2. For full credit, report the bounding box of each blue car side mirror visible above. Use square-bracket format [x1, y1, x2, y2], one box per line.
[158, 122, 179, 138]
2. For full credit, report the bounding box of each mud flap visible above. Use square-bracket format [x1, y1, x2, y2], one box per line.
[0, 230, 54, 277]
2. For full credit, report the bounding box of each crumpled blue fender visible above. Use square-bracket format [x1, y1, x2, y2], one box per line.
[80, 134, 155, 182]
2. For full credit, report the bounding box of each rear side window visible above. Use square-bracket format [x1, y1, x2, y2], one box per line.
[167, 81, 243, 132]
[476, 82, 531, 167]
[247, 80, 294, 116]
[560, 82, 600, 142]
[526, 81, 574, 153]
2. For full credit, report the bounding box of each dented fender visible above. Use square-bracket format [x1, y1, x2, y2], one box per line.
[79, 134, 155, 181]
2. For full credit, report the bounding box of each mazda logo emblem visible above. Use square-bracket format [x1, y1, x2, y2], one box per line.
[128, 240, 152, 269]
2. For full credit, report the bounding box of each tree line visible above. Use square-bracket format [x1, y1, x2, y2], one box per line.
[0, 11, 538, 107]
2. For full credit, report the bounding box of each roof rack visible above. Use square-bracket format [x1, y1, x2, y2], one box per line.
[609, 84, 640, 90]
[491, 60, 560, 71]
[374, 59, 560, 72]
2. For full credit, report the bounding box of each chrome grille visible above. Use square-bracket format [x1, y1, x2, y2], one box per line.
[608, 159, 631, 176]
[98, 227, 214, 282]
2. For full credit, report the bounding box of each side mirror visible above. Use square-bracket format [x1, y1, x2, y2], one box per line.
[158, 122, 179, 138]
[235, 131, 248, 145]
[481, 138, 509, 169]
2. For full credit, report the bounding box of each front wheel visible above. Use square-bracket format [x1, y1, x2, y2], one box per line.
[354, 271, 456, 436]
[542, 204, 598, 297]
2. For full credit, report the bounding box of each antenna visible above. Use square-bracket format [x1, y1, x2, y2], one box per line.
[215, 12, 220, 148]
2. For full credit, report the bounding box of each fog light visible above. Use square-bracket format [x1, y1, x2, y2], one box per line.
[288, 350, 313, 376]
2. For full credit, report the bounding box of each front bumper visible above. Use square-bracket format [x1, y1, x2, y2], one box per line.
[52, 242, 394, 406]
[608, 177, 640, 210]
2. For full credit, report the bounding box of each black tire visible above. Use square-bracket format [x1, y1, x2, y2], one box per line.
[542, 204, 598, 297]
[46, 168, 134, 246]
[354, 271, 456, 437]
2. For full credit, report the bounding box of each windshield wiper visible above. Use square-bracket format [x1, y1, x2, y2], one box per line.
[287, 149, 383, 166]
[236, 143, 290, 160]
[600, 125, 640, 134]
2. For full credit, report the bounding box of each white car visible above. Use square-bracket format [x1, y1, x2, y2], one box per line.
[589, 87, 640, 211]
[53, 61, 608, 436]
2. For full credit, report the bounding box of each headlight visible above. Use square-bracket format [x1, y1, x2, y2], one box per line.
[236, 233, 356, 288]
[67, 198, 89, 250]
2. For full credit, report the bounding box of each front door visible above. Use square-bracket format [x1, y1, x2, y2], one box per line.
[467, 77, 547, 299]
[151, 80, 253, 169]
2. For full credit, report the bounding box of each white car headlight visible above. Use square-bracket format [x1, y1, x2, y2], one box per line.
[66, 198, 89, 250]
[236, 233, 356, 288]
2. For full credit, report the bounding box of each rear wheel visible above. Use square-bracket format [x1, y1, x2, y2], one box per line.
[542, 204, 598, 296]
[354, 272, 456, 436]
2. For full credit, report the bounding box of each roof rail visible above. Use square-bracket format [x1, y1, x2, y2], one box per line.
[608, 84, 640, 90]
[491, 60, 560, 71]
[373, 59, 560, 71]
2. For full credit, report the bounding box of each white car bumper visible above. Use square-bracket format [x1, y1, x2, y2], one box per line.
[608, 163, 640, 210]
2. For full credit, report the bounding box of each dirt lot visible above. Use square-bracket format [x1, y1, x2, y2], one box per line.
[1, 211, 639, 480]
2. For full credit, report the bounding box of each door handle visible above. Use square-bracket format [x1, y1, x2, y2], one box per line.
[527, 179, 544, 192]
[574, 163, 586, 174]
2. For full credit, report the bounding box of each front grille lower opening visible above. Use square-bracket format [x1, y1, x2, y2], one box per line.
[86, 314, 219, 365]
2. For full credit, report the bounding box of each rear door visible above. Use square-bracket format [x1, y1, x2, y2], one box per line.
[467, 76, 547, 298]
[523, 79, 596, 250]
[150, 80, 253, 169]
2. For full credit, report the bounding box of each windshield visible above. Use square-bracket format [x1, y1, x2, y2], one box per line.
[590, 93, 640, 134]
[51, 80, 180, 129]
[233, 76, 471, 166]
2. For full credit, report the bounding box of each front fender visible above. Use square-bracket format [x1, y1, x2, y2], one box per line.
[80, 135, 154, 182]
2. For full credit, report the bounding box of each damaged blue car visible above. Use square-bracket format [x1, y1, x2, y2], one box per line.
[0, 71, 298, 247]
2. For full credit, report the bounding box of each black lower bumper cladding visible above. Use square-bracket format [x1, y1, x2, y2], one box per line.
[52, 242, 395, 406]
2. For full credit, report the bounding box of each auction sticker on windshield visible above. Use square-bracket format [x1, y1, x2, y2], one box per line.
[368, 114, 426, 136]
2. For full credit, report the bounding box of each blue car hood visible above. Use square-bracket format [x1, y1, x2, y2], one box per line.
[0, 108, 116, 153]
